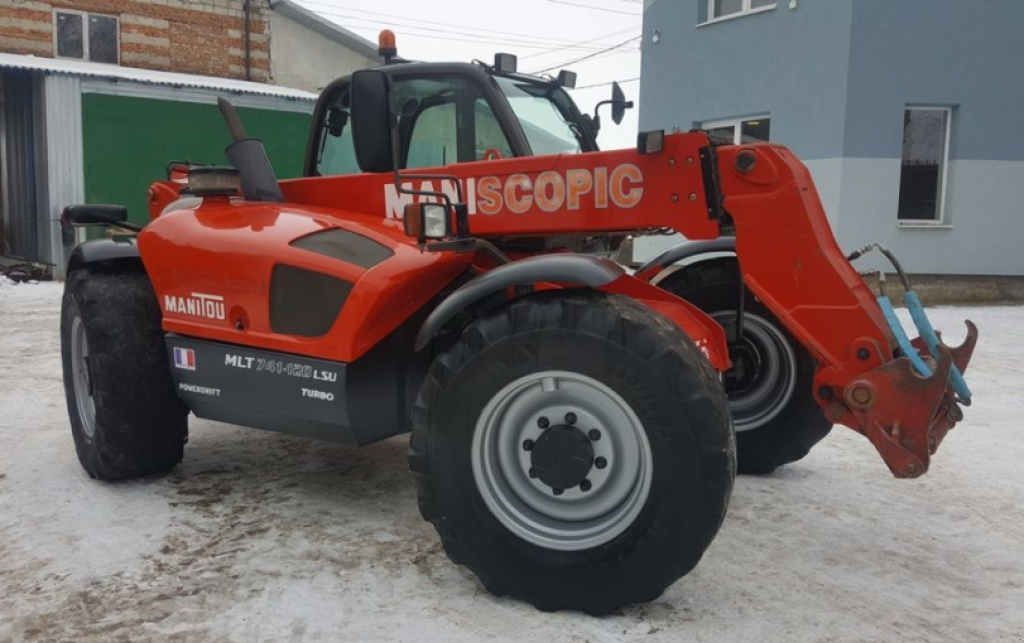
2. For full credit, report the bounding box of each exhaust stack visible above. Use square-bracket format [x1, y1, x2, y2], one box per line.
[217, 98, 284, 203]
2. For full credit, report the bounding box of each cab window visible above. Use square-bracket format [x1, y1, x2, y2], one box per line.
[314, 86, 360, 176]
[395, 76, 512, 169]
[313, 75, 513, 176]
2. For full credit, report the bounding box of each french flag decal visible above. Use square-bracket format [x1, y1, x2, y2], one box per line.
[173, 347, 196, 371]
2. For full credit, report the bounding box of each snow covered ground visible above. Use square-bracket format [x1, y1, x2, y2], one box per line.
[1, 280, 1022, 643]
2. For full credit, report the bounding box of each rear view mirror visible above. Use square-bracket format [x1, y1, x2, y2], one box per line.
[350, 70, 396, 173]
[589, 82, 635, 134]
[62, 204, 143, 232]
[62, 204, 128, 227]
[325, 107, 349, 138]
[611, 82, 631, 125]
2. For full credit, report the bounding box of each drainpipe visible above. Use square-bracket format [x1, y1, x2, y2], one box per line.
[243, 0, 252, 81]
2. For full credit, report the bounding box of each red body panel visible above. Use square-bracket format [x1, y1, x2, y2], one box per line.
[280, 134, 721, 239]
[139, 199, 471, 362]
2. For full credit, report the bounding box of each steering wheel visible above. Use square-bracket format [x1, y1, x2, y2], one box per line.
[482, 148, 504, 161]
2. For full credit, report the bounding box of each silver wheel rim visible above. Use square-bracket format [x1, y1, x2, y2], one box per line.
[472, 371, 653, 551]
[70, 315, 97, 439]
[714, 311, 797, 433]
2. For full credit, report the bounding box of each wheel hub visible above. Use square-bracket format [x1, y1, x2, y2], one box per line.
[530, 424, 594, 490]
[724, 341, 762, 394]
[70, 315, 98, 439]
[472, 371, 653, 551]
[713, 311, 798, 432]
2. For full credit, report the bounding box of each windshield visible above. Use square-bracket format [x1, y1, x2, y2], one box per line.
[493, 75, 586, 156]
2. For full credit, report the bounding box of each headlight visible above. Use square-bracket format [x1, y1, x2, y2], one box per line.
[422, 204, 450, 238]
[403, 203, 451, 241]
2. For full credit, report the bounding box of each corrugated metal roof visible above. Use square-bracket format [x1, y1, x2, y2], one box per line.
[0, 53, 318, 101]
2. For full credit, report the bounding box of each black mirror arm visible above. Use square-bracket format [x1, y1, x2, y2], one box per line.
[112, 221, 145, 233]
[593, 99, 635, 121]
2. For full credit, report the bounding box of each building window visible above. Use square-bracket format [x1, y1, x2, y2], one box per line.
[708, 0, 776, 21]
[55, 11, 119, 64]
[702, 116, 771, 144]
[898, 107, 952, 224]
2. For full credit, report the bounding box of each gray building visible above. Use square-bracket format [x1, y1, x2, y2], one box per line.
[268, 0, 380, 93]
[638, 0, 1024, 277]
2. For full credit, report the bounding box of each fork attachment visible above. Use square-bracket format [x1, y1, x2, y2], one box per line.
[841, 319, 977, 478]
[713, 142, 980, 478]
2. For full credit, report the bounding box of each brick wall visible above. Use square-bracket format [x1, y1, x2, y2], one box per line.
[0, 0, 271, 82]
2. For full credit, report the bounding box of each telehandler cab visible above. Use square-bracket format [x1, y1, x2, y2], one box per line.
[60, 32, 977, 614]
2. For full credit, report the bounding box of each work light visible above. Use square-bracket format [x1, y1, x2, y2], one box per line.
[403, 202, 451, 242]
[422, 204, 450, 238]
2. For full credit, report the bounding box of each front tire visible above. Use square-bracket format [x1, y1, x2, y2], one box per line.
[410, 291, 734, 614]
[61, 269, 188, 480]
[658, 258, 832, 474]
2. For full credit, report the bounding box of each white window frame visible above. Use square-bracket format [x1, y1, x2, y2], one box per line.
[701, 115, 771, 144]
[702, 0, 777, 26]
[53, 9, 120, 65]
[897, 105, 953, 227]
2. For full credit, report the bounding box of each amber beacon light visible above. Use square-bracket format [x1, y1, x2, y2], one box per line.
[378, 30, 397, 62]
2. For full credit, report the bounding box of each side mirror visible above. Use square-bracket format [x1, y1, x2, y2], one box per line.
[589, 82, 635, 135]
[62, 204, 129, 227]
[611, 81, 632, 125]
[351, 69, 397, 173]
[325, 107, 349, 137]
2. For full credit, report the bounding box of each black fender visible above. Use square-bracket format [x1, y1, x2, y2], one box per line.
[414, 254, 624, 351]
[635, 237, 736, 276]
[66, 238, 143, 274]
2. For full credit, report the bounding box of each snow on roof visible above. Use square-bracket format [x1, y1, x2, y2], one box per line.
[0, 52, 318, 101]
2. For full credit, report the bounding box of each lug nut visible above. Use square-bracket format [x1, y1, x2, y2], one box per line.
[565, 412, 577, 425]
[588, 429, 601, 441]
[553, 488, 564, 496]
[522, 439, 534, 451]
[595, 457, 607, 469]
[528, 468, 537, 479]
[579, 479, 592, 492]
[537, 417, 550, 429]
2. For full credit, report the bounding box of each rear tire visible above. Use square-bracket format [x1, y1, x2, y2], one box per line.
[60, 269, 188, 481]
[410, 290, 734, 614]
[658, 258, 832, 474]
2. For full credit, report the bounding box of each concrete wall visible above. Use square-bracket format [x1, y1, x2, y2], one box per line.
[640, 0, 853, 161]
[268, 10, 376, 93]
[637, 0, 1024, 277]
[834, 0, 1024, 276]
[637, 0, 854, 259]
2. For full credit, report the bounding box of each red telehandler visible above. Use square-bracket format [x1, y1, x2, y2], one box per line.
[59, 34, 976, 614]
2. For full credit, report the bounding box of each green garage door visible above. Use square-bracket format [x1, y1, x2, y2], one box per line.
[82, 93, 312, 226]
